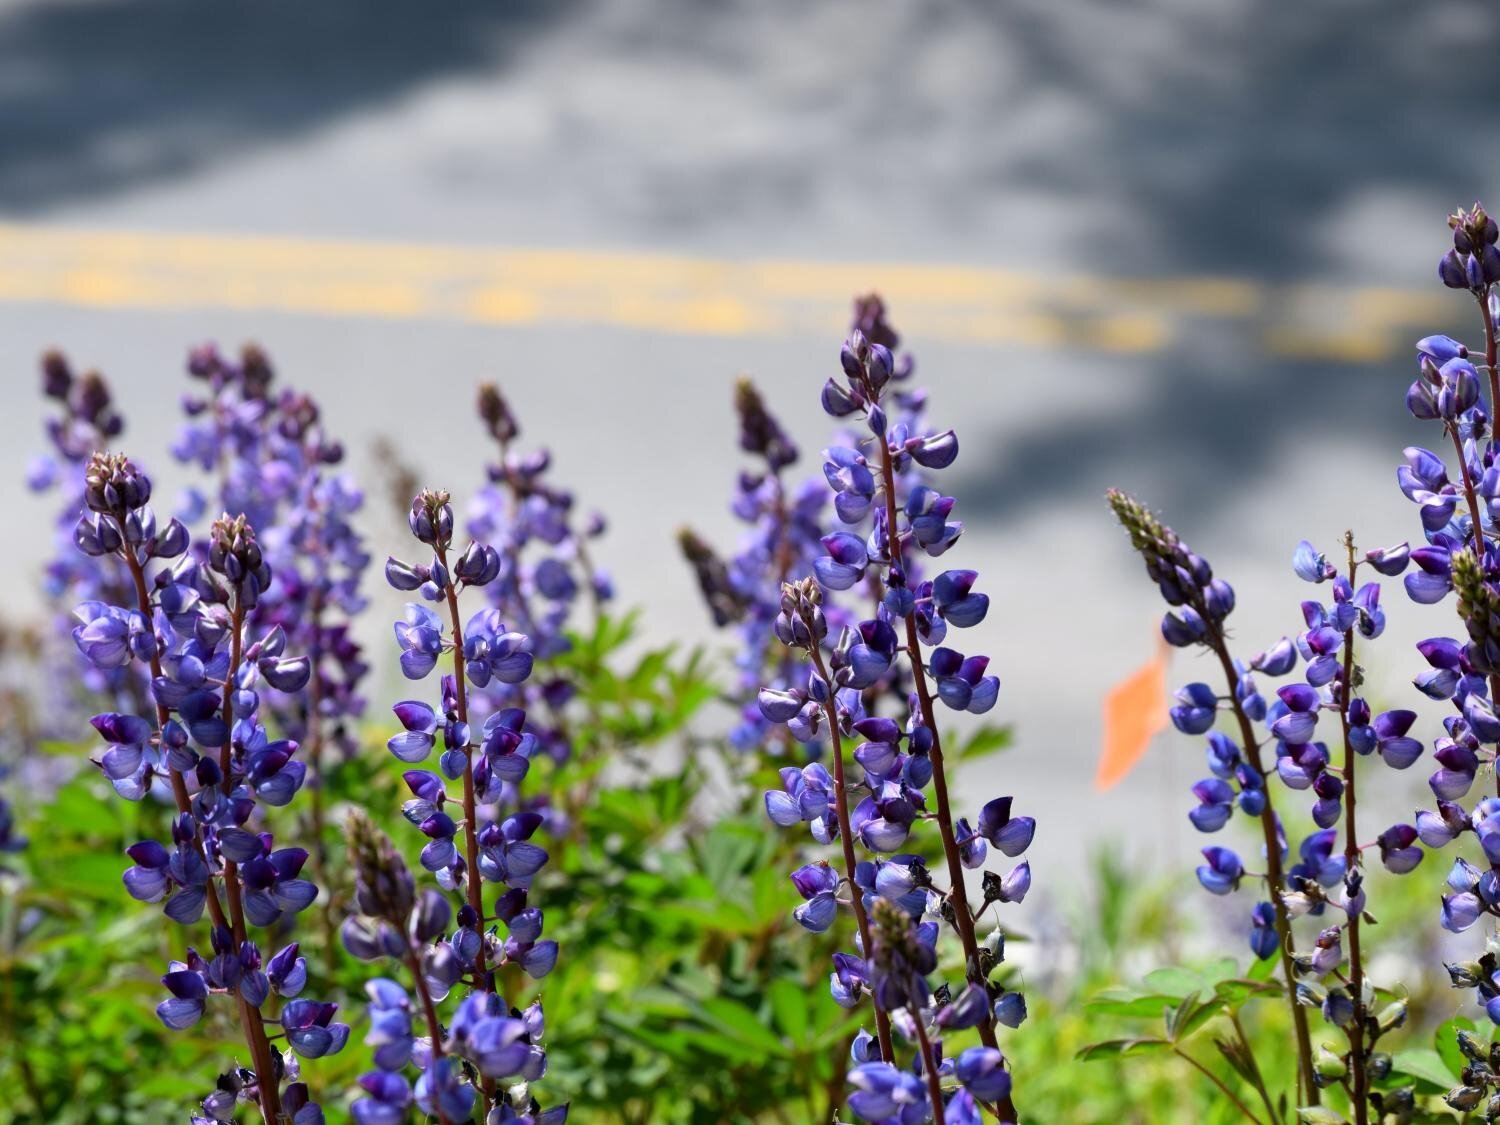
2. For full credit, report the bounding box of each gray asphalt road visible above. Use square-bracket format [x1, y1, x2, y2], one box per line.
[3, 0, 1497, 902]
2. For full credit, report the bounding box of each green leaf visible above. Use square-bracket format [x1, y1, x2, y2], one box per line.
[1213, 977, 1281, 1007]
[1296, 1109, 1347, 1124]
[952, 724, 1013, 762]
[1076, 1038, 1172, 1061]
[1435, 1016, 1479, 1084]
[768, 979, 809, 1045]
[1198, 957, 1239, 984]
[1164, 991, 1200, 1040]
[696, 997, 787, 1056]
[1175, 997, 1223, 1042]
[1142, 967, 1203, 999]
[1389, 1047, 1458, 1092]
[1086, 988, 1182, 1019]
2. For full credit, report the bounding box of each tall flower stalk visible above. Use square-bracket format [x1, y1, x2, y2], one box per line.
[1108, 491, 1320, 1107]
[760, 308, 1032, 1122]
[373, 487, 564, 1122]
[1271, 535, 1419, 1122]
[468, 383, 611, 766]
[679, 376, 832, 756]
[1372, 202, 1500, 1114]
[30, 353, 149, 720]
[74, 454, 346, 1120]
[172, 344, 372, 969]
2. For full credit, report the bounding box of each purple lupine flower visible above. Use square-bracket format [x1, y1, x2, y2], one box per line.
[372, 487, 567, 1122]
[754, 298, 1025, 1121]
[1109, 490, 1322, 1100]
[171, 344, 372, 820]
[465, 383, 612, 768]
[678, 376, 855, 759]
[66, 452, 345, 1120]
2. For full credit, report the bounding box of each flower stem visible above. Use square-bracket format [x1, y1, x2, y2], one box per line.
[1337, 538, 1370, 1125]
[803, 633, 896, 1064]
[1204, 631, 1318, 1108]
[866, 395, 1018, 1123]
[1442, 425, 1500, 796]
[1479, 291, 1499, 424]
[1172, 1046, 1265, 1125]
[403, 947, 451, 1125]
[220, 596, 287, 1125]
[911, 1011, 947, 1121]
[123, 550, 282, 1124]
[434, 546, 500, 1107]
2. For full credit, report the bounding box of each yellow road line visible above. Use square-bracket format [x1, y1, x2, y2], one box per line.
[0, 222, 1454, 360]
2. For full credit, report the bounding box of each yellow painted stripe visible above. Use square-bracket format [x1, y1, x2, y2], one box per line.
[0, 222, 1455, 359]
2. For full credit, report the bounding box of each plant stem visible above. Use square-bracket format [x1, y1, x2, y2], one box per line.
[1172, 1046, 1265, 1125]
[1448, 426, 1485, 560]
[403, 947, 451, 1125]
[434, 544, 500, 1107]
[1337, 539, 1370, 1125]
[1204, 631, 1318, 1108]
[1229, 1009, 1282, 1125]
[220, 597, 288, 1124]
[1479, 291, 1499, 427]
[911, 1011, 947, 1121]
[1442, 425, 1500, 799]
[802, 633, 896, 1064]
[123, 550, 282, 1124]
[866, 414, 1018, 1123]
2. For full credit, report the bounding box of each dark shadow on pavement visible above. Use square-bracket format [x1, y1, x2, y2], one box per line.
[0, 0, 575, 210]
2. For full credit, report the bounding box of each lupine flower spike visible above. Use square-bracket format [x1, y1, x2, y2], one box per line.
[680, 377, 836, 756]
[1108, 490, 1321, 1108]
[372, 487, 566, 1122]
[759, 300, 1029, 1122]
[1388, 203, 1500, 1114]
[1277, 533, 1416, 1125]
[466, 383, 611, 769]
[172, 345, 373, 967]
[73, 453, 346, 1121]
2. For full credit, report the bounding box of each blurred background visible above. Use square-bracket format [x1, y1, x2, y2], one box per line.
[2, 0, 1497, 938]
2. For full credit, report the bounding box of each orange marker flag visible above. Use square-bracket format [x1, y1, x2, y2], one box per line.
[1097, 642, 1169, 790]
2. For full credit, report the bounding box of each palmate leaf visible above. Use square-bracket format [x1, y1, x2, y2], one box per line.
[1085, 987, 1182, 1018]
[1076, 1037, 1172, 1061]
[1174, 996, 1224, 1042]
[1389, 1047, 1459, 1093]
[1434, 1016, 1481, 1085]
[1143, 966, 1208, 998]
[695, 996, 791, 1057]
[953, 723, 1013, 762]
[1213, 977, 1282, 1006]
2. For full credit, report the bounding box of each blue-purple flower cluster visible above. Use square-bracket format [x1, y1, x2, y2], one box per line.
[71, 451, 345, 1122]
[171, 344, 372, 767]
[1108, 491, 1327, 1105]
[679, 377, 834, 755]
[1105, 202, 1500, 1120]
[29, 353, 151, 717]
[462, 383, 610, 770]
[1383, 207, 1500, 1099]
[756, 304, 1030, 1123]
[365, 486, 565, 1123]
